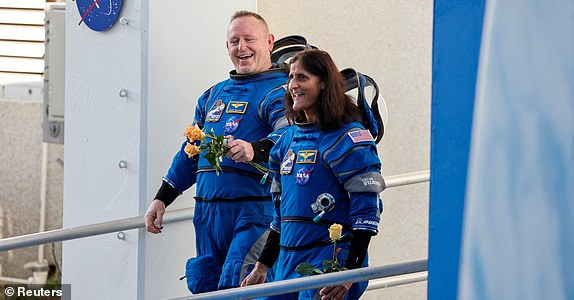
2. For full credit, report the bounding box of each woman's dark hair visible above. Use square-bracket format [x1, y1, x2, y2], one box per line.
[284, 49, 360, 131]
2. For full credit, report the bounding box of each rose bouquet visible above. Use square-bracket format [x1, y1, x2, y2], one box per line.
[295, 223, 346, 275]
[183, 124, 271, 182]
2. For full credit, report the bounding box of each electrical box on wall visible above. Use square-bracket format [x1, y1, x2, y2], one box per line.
[43, 2, 65, 144]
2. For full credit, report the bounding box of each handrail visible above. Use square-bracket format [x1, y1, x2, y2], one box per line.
[0, 275, 29, 284]
[366, 271, 428, 290]
[384, 170, 430, 188]
[0, 208, 193, 252]
[171, 259, 428, 300]
[0, 170, 429, 253]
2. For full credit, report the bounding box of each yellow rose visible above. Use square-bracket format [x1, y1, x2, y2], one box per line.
[184, 124, 205, 142]
[184, 142, 200, 158]
[328, 223, 343, 241]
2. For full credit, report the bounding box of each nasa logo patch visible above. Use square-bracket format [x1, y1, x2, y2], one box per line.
[224, 116, 242, 134]
[295, 167, 313, 185]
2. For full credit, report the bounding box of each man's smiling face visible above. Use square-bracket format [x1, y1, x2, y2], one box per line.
[226, 15, 274, 74]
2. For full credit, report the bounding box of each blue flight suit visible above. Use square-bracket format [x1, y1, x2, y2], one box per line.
[163, 67, 288, 293]
[268, 121, 385, 300]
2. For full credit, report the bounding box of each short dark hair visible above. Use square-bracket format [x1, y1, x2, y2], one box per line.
[284, 49, 360, 131]
[230, 10, 269, 32]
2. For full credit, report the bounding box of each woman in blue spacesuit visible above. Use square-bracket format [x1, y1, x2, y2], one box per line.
[242, 49, 385, 300]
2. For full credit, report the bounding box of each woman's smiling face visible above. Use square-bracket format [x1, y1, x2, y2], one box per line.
[288, 60, 323, 121]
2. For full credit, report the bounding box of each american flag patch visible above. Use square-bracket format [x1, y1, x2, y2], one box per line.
[348, 130, 374, 143]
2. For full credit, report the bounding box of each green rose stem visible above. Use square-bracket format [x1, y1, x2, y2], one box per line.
[202, 133, 271, 182]
[333, 239, 337, 263]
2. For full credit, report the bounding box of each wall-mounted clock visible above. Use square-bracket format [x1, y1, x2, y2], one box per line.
[77, 0, 123, 32]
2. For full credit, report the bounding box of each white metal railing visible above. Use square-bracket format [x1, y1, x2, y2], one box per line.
[384, 170, 429, 187]
[0, 170, 430, 294]
[172, 259, 428, 300]
[0, 170, 429, 252]
[366, 271, 427, 290]
[0, 275, 29, 284]
[0, 208, 193, 252]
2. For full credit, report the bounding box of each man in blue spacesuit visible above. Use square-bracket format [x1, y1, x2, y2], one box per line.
[242, 50, 385, 300]
[144, 11, 288, 293]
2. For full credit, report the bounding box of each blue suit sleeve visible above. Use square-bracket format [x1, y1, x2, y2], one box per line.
[163, 140, 199, 193]
[324, 129, 384, 234]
